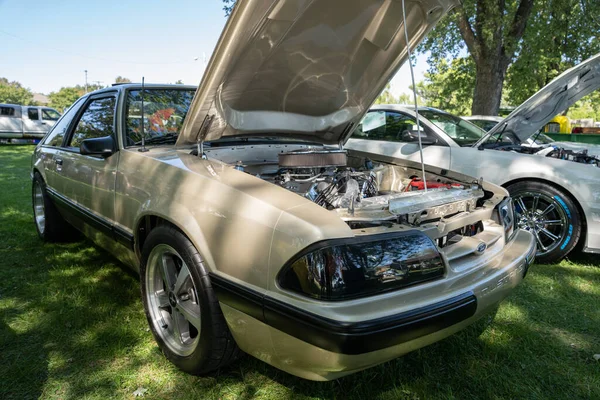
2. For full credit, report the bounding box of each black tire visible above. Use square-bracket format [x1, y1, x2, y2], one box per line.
[140, 224, 241, 374]
[506, 181, 581, 264]
[32, 172, 79, 242]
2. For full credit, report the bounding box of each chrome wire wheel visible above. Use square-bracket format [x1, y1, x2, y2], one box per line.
[513, 192, 568, 257]
[33, 181, 46, 235]
[145, 244, 201, 356]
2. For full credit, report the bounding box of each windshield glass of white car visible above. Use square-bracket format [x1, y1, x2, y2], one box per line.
[418, 109, 485, 146]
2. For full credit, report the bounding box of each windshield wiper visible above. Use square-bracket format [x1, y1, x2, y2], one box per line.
[135, 133, 178, 146]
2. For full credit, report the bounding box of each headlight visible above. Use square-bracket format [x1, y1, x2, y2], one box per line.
[277, 231, 445, 301]
[497, 197, 516, 242]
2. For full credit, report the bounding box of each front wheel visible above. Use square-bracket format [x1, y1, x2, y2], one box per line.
[140, 225, 241, 374]
[506, 181, 581, 264]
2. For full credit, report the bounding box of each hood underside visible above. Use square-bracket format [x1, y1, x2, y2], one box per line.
[483, 53, 600, 143]
[177, 0, 458, 146]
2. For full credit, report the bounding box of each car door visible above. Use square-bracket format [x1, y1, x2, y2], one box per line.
[37, 97, 87, 193]
[22, 107, 48, 138]
[57, 93, 119, 224]
[0, 105, 23, 138]
[345, 110, 451, 170]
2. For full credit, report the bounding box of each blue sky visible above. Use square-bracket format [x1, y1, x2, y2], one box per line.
[0, 0, 428, 97]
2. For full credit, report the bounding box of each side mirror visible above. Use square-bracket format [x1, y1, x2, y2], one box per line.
[80, 136, 116, 158]
[401, 130, 437, 145]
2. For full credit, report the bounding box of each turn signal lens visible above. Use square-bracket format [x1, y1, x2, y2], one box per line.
[278, 232, 445, 301]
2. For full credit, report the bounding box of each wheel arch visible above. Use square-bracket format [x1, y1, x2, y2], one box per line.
[502, 177, 587, 248]
[133, 211, 217, 272]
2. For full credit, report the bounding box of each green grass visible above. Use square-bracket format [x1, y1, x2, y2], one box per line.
[1, 145, 599, 400]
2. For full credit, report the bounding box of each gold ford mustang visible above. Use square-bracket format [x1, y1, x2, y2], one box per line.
[30, 0, 536, 381]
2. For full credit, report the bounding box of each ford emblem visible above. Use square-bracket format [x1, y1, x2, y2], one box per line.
[475, 242, 487, 255]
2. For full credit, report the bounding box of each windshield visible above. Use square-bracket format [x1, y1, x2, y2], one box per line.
[418, 109, 486, 146]
[125, 88, 195, 146]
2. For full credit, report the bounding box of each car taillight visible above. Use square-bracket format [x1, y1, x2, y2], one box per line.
[277, 232, 445, 301]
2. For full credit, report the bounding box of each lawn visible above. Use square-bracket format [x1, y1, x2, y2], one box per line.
[1, 145, 599, 400]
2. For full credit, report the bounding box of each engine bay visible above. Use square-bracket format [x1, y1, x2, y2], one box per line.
[223, 148, 488, 229]
[488, 143, 600, 166]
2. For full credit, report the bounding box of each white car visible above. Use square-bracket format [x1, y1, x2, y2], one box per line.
[347, 53, 600, 263]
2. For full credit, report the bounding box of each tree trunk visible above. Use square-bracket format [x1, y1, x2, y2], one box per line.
[471, 60, 506, 115]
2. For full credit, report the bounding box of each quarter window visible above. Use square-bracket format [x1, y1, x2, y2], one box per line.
[28, 108, 39, 120]
[68, 97, 116, 149]
[354, 111, 433, 143]
[43, 97, 85, 147]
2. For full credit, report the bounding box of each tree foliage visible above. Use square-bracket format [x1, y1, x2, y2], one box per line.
[114, 76, 132, 84]
[0, 78, 36, 105]
[222, 0, 236, 16]
[415, 57, 475, 115]
[48, 84, 103, 112]
[505, 0, 600, 105]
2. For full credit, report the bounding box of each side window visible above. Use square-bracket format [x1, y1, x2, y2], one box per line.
[354, 111, 432, 143]
[0, 106, 16, 117]
[27, 108, 39, 120]
[42, 109, 61, 121]
[67, 97, 116, 149]
[43, 97, 86, 147]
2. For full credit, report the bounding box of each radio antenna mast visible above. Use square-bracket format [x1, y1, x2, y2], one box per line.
[139, 77, 149, 153]
[402, 0, 427, 192]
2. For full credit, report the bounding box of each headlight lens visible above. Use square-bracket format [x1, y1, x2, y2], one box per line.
[498, 197, 516, 242]
[278, 232, 445, 301]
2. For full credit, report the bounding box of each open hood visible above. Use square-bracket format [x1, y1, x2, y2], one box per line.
[177, 0, 458, 146]
[483, 53, 600, 144]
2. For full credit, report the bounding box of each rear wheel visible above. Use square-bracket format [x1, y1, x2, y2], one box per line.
[506, 181, 581, 263]
[140, 225, 241, 374]
[32, 173, 79, 242]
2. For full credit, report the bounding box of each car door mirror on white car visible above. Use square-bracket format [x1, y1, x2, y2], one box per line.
[80, 136, 116, 158]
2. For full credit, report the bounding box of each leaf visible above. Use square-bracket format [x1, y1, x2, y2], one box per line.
[593, 354, 600, 361]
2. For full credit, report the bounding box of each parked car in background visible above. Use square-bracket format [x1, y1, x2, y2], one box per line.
[30, 0, 536, 381]
[463, 115, 503, 131]
[347, 53, 600, 263]
[0, 104, 61, 140]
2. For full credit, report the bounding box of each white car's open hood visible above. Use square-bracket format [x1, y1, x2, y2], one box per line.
[482, 53, 600, 144]
[176, 0, 458, 146]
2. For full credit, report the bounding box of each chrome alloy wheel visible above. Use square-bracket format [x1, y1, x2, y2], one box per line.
[513, 192, 569, 256]
[33, 181, 46, 234]
[145, 244, 201, 356]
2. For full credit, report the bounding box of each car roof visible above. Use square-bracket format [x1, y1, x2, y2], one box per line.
[87, 83, 198, 96]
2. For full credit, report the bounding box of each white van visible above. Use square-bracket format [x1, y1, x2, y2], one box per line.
[0, 104, 61, 140]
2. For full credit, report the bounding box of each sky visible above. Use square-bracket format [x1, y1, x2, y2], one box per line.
[0, 0, 429, 98]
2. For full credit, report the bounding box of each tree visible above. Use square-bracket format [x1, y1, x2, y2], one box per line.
[505, 0, 600, 105]
[114, 76, 132, 84]
[48, 84, 103, 112]
[418, 0, 535, 115]
[0, 78, 36, 105]
[374, 84, 398, 105]
[414, 57, 475, 116]
[222, 0, 236, 16]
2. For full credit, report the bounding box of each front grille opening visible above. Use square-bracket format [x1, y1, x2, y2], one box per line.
[438, 221, 484, 248]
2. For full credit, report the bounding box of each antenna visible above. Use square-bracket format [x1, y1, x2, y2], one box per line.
[138, 77, 149, 152]
[402, 0, 427, 192]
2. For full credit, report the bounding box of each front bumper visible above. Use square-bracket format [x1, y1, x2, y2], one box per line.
[215, 229, 536, 381]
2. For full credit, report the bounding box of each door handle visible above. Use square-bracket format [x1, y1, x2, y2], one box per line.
[55, 158, 63, 165]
